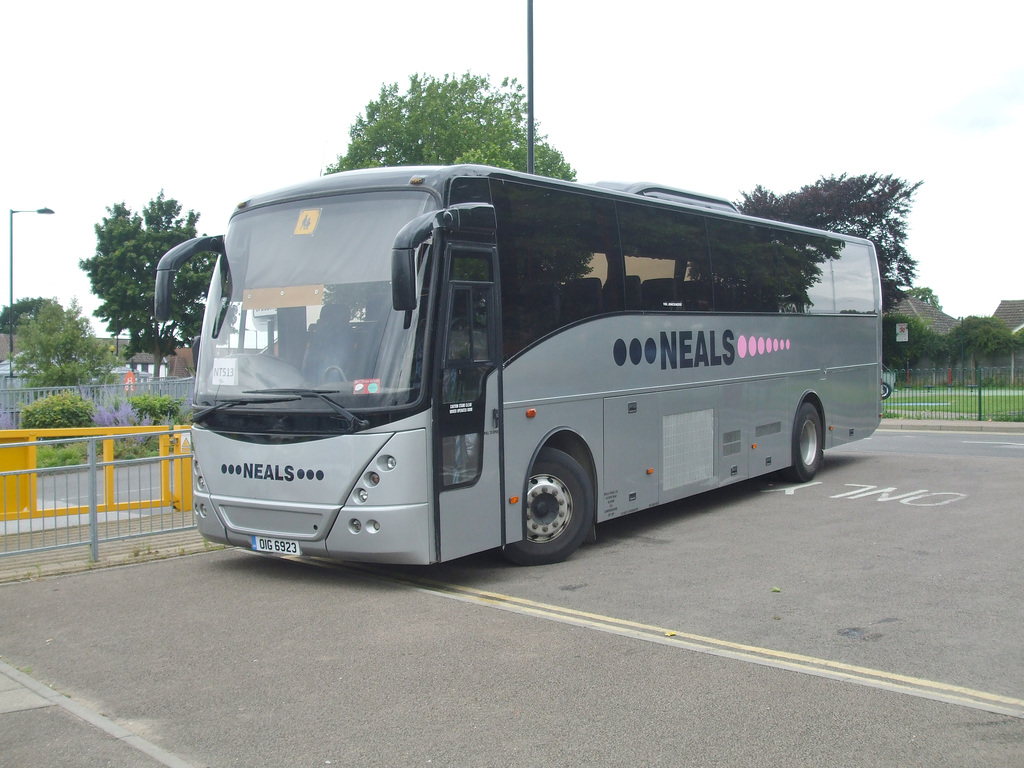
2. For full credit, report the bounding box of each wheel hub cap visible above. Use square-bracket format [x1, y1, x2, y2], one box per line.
[526, 474, 572, 543]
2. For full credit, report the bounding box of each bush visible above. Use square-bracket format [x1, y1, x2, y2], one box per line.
[93, 400, 151, 429]
[36, 443, 88, 468]
[129, 394, 185, 425]
[20, 392, 96, 429]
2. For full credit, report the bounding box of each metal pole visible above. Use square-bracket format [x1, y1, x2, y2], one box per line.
[977, 367, 982, 421]
[8, 210, 13, 379]
[527, 0, 535, 174]
[88, 438, 99, 562]
[8, 207, 54, 380]
[960, 316, 965, 386]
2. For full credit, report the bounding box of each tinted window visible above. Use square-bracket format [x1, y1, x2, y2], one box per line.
[618, 203, 712, 312]
[832, 241, 878, 313]
[772, 230, 837, 313]
[492, 181, 622, 358]
[449, 176, 491, 205]
[706, 219, 778, 313]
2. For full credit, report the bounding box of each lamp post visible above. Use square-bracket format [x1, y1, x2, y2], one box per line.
[8, 207, 55, 379]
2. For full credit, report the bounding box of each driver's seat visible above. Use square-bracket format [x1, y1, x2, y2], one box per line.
[302, 303, 353, 384]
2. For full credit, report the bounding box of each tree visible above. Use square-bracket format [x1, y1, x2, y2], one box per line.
[882, 313, 946, 369]
[738, 174, 922, 311]
[0, 297, 59, 337]
[15, 299, 118, 386]
[81, 192, 213, 371]
[327, 72, 576, 180]
[905, 286, 942, 310]
[946, 316, 1015, 370]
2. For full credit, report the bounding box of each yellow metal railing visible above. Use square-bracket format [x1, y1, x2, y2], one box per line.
[0, 426, 192, 521]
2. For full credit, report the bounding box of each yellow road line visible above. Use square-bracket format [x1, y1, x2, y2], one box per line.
[324, 560, 1024, 719]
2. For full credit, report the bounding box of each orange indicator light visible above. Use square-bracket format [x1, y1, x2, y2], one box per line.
[509, 496, 520, 505]
[526, 408, 537, 418]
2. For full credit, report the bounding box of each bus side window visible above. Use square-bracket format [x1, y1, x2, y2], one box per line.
[619, 202, 711, 313]
[832, 241, 877, 313]
[493, 181, 621, 357]
[707, 219, 779, 313]
[774, 230, 835, 313]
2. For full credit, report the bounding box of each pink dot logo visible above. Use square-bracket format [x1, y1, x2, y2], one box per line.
[735, 332, 793, 360]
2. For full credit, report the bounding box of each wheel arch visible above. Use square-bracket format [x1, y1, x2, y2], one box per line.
[797, 390, 825, 436]
[536, 428, 598, 502]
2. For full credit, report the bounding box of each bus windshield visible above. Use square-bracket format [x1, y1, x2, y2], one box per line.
[194, 190, 435, 411]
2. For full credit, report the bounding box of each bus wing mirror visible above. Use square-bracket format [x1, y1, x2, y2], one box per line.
[390, 204, 497, 312]
[391, 247, 418, 312]
[391, 212, 439, 312]
[155, 235, 225, 322]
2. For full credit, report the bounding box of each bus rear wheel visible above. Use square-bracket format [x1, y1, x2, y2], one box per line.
[783, 402, 823, 484]
[503, 448, 594, 566]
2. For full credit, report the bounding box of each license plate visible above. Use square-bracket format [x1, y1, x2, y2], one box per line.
[251, 536, 301, 556]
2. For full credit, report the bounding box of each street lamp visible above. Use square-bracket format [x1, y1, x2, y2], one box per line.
[8, 207, 55, 379]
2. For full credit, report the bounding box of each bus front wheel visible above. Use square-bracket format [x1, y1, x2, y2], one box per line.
[503, 448, 594, 566]
[782, 402, 823, 484]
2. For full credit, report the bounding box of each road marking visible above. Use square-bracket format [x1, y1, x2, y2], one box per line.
[321, 561, 1024, 720]
[762, 481, 822, 495]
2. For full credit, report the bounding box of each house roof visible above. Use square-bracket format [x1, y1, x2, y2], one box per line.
[166, 348, 194, 378]
[890, 297, 959, 335]
[993, 300, 1024, 333]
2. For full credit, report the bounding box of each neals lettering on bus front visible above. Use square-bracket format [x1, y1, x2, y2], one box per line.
[223, 462, 326, 482]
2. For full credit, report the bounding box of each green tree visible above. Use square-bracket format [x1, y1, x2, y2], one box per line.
[327, 72, 576, 180]
[15, 299, 118, 386]
[0, 297, 59, 336]
[946, 316, 1015, 369]
[80, 192, 213, 371]
[738, 174, 923, 311]
[905, 286, 942, 310]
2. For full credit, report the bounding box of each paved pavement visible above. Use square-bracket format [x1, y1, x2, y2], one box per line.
[1, 416, 1022, 767]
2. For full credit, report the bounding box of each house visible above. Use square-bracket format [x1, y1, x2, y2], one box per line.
[890, 296, 959, 335]
[164, 348, 194, 378]
[993, 300, 1024, 334]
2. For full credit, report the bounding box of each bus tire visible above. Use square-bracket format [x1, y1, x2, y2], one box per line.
[782, 402, 823, 484]
[503, 448, 594, 566]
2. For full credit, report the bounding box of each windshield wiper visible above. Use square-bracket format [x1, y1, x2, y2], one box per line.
[250, 389, 370, 431]
[192, 395, 301, 424]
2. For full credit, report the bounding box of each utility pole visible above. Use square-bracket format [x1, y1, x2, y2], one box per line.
[527, 0, 535, 174]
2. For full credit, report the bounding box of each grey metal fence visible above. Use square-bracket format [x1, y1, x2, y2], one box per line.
[1, 427, 194, 561]
[0, 378, 194, 428]
[882, 367, 1024, 421]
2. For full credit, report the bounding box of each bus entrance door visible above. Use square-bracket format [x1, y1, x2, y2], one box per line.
[435, 244, 504, 561]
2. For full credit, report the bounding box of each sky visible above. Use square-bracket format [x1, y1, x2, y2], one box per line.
[2, 0, 1022, 333]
